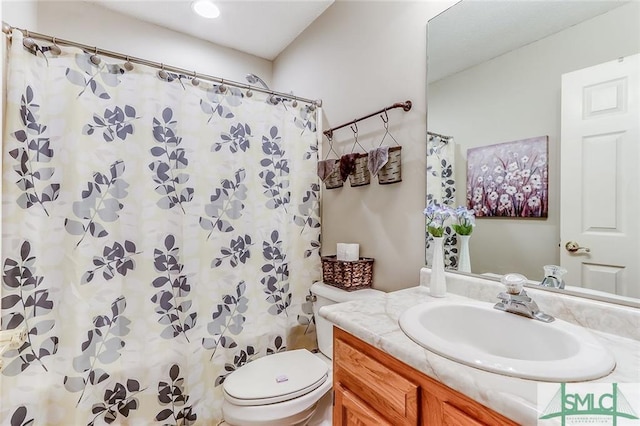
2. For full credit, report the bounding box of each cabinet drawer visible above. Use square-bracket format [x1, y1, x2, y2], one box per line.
[334, 330, 418, 425]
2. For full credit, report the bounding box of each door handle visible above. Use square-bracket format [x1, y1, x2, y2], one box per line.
[565, 241, 591, 253]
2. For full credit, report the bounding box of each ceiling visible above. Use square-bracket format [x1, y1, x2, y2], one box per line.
[78, 1, 628, 74]
[428, 0, 629, 83]
[86, 0, 334, 61]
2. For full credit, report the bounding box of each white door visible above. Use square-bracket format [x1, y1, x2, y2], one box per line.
[560, 54, 639, 298]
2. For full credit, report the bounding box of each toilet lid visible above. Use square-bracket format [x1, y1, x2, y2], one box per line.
[223, 349, 329, 406]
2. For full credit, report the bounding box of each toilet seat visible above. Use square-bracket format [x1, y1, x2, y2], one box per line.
[223, 349, 329, 406]
[222, 375, 332, 426]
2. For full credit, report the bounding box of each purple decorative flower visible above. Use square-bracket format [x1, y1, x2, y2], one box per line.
[423, 203, 452, 237]
[451, 206, 475, 235]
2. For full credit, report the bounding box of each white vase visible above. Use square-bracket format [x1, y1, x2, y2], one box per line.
[429, 236, 446, 297]
[458, 234, 471, 273]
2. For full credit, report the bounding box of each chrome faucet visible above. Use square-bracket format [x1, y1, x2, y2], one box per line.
[540, 265, 567, 289]
[494, 273, 555, 323]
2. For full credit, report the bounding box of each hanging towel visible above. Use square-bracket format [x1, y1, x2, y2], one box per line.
[367, 146, 390, 176]
[339, 153, 359, 181]
[317, 159, 338, 181]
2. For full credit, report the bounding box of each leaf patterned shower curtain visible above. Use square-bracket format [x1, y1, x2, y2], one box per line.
[1, 30, 321, 425]
[426, 134, 457, 268]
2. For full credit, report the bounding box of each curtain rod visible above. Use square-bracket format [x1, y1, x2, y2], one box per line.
[323, 100, 412, 139]
[428, 131, 452, 140]
[1, 22, 322, 108]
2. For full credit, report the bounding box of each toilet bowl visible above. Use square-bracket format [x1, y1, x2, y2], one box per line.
[222, 282, 384, 426]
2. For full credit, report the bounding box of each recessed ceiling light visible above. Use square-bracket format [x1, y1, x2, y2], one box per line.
[192, 0, 220, 19]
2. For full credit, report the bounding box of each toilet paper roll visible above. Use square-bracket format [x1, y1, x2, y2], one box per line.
[337, 243, 359, 261]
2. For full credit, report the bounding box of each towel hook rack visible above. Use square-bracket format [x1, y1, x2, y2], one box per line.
[324, 100, 411, 139]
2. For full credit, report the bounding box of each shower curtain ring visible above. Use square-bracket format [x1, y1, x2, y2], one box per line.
[90, 46, 101, 65]
[50, 37, 61, 55]
[123, 55, 134, 71]
[23, 34, 36, 49]
[219, 78, 227, 93]
[158, 63, 168, 80]
[191, 70, 200, 86]
[22, 29, 36, 49]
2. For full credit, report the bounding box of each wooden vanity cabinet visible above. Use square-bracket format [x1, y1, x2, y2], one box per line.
[332, 327, 518, 426]
[333, 327, 419, 425]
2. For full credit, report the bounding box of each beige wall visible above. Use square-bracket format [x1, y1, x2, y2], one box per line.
[2, 1, 272, 86]
[274, 1, 456, 292]
[428, 3, 640, 280]
[1, 1, 38, 29]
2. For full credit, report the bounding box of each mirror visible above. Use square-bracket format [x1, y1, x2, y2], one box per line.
[426, 1, 640, 307]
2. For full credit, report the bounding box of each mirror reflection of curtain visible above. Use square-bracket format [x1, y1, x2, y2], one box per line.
[1, 30, 321, 424]
[426, 134, 457, 268]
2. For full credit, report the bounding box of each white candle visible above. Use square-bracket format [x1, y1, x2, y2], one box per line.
[337, 243, 360, 261]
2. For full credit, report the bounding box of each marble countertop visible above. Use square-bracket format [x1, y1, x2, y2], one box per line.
[319, 285, 640, 425]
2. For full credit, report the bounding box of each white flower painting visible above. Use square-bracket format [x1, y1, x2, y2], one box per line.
[466, 136, 548, 218]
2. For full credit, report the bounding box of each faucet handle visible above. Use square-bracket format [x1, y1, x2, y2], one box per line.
[509, 292, 532, 303]
[500, 273, 527, 295]
[497, 292, 510, 302]
[497, 291, 532, 304]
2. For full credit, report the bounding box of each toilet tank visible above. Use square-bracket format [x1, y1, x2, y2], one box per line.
[309, 282, 384, 359]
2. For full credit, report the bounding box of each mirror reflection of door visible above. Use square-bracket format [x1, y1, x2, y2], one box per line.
[560, 54, 639, 298]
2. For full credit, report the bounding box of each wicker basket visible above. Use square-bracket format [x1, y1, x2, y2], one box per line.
[378, 146, 402, 184]
[324, 166, 344, 189]
[348, 153, 371, 187]
[321, 255, 374, 291]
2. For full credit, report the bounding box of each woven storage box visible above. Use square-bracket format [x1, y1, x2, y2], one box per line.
[324, 166, 344, 189]
[348, 153, 371, 187]
[378, 146, 402, 184]
[321, 255, 374, 291]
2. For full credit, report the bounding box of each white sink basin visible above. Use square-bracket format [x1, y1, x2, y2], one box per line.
[398, 301, 615, 381]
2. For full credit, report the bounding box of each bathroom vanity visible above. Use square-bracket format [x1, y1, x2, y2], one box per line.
[321, 271, 640, 425]
[333, 327, 516, 425]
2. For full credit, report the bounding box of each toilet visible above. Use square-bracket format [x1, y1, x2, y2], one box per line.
[222, 281, 384, 426]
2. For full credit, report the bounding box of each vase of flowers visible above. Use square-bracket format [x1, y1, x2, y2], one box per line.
[423, 203, 451, 297]
[452, 206, 475, 273]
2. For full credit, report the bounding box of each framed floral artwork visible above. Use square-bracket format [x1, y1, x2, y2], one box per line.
[466, 136, 548, 218]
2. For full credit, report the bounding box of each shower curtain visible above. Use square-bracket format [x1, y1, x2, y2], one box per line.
[0, 30, 321, 425]
[426, 134, 457, 268]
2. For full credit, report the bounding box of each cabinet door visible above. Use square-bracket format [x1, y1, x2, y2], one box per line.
[422, 386, 516, 426]
[334, 384, 393, 426]
[334, 328, 419, 425]
[334, 328, 518, 426]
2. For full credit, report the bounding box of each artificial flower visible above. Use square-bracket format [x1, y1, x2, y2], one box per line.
[423, 202, 452, 237]
[451, 206, 475, 235]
